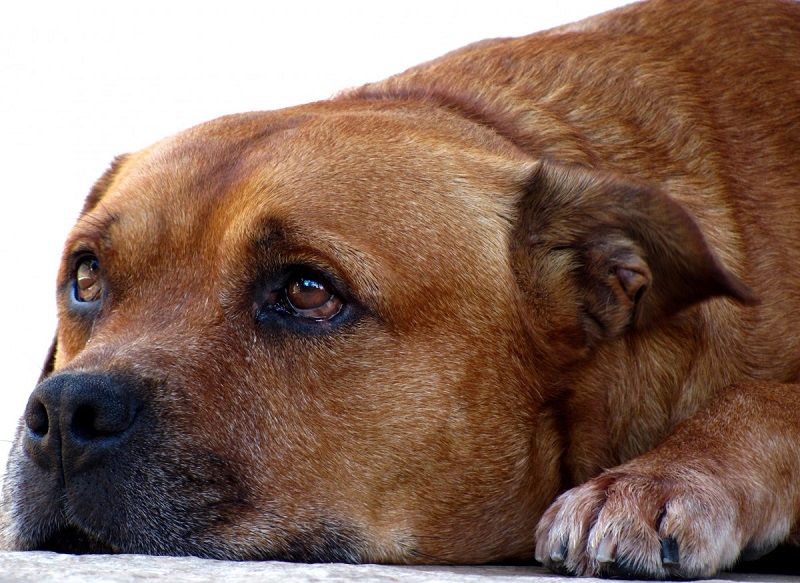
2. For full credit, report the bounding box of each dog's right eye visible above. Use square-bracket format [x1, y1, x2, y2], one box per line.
[74, 256, 103, 303]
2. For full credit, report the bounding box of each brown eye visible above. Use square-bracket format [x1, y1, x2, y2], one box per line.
[286, 275, 342, 320]
[75, 256, 102, 302]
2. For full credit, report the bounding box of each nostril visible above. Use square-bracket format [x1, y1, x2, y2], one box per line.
[25, 399, 50, 437]
[69, 395, 137, 442]
[23, 372, 143, 474]
[71, 404, 98, 441]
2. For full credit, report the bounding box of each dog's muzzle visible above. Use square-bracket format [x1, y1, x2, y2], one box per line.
[23, 372, 142, 477]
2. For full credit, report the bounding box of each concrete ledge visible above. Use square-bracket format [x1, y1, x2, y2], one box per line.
[1, 552, 798, 583]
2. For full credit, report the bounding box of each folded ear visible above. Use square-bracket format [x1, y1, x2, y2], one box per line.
[511, 161, 757, 345]
[38, 334, 58, 383]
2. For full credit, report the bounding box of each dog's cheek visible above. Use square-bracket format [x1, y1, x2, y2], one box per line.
[327, 332, 547, 561]
[189, 318, 537, 562]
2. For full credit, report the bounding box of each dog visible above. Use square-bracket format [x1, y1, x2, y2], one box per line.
[2, 0, 799, 578]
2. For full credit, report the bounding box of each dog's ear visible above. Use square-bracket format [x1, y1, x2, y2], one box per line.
[38, 334, 58, 384]
[81, 153, 130, 215]
[511, 161, 757, 345]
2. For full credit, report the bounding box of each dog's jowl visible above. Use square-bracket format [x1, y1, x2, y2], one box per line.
[2, 0, 800, 578]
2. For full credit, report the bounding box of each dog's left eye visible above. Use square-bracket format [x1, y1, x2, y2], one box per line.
[75, 256, 103, 303]
[256, 269, 348, 327]
[284, 275, 343, 320]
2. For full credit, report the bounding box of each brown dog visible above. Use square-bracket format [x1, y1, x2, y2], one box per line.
[2, 0, 799, 578]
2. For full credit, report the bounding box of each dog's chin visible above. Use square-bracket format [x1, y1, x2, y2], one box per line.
[36, 525, 117, 555]
[25, 519, 367, 563]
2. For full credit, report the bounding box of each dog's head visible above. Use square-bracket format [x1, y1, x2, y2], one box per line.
[1, 100, 752, 562]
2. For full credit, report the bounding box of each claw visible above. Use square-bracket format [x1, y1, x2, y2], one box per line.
[550, 539, 568, 563]
[661, 536, 680, 566]
[596, 534, 617, 564]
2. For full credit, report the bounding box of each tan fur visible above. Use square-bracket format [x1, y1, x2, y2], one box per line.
[2, 0, 799, 578]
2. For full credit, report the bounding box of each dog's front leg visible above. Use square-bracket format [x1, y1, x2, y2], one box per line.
[535, 381, 800, 579]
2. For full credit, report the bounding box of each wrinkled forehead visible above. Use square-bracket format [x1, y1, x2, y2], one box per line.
[73, 105, 522, 289]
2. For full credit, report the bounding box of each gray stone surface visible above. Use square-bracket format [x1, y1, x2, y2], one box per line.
[0, 552, 797, 583]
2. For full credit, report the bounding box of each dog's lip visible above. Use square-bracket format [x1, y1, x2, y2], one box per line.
[36, 524, 117, 555]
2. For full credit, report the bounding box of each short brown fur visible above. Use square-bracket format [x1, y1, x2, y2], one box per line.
[2, 0, 799, 578]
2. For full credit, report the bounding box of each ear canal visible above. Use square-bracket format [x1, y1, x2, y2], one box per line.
[513, 161, 757, 343]
[616, 266, 650, 306]
[581, 236, 654, 338]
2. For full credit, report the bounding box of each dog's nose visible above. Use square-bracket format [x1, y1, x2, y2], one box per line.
[23, 372, 141, 474]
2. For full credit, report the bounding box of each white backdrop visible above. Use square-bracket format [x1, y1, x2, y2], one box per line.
[0, 1, 629, 475]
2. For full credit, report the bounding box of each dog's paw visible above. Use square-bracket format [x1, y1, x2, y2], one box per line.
[534, 470, 746, 579]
